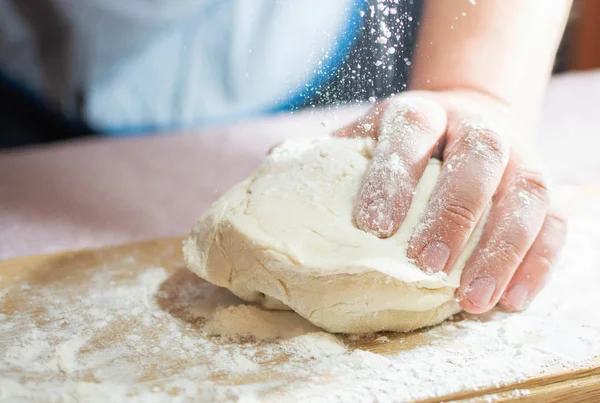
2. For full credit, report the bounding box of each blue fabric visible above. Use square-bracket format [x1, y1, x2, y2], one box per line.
[103, 0, 368, 136]
[268, 0, 368, 113]
[0, 0, 367, 138]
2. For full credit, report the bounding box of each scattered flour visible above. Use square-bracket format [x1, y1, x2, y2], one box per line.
[1, 189, 600, 402]
[56, 336, 88, 374]
[280, 333, 347, 360]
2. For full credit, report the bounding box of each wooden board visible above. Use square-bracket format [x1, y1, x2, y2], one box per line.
[1, 186, 600, 402]
[1, 236, 599, 402]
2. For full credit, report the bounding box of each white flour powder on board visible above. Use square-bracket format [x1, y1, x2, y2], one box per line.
[1, 191, 600, 402]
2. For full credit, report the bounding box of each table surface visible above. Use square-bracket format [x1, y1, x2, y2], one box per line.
[1, 236, 599, 402]
[2, 70, 600, 260]
[2, 71, 600, 402]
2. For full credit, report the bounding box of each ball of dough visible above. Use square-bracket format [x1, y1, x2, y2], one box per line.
[183, 137, 485, 333]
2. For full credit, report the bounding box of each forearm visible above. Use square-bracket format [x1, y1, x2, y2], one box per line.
[410, 0, 572, 132]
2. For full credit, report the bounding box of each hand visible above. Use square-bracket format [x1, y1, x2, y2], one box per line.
[334, 90, 567, 314]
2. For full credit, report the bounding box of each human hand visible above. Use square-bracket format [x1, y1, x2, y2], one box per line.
[334, 90, 567, 314]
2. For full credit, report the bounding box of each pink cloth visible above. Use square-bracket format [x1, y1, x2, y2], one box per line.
[0, 108, 361, 259]
[2, 71, 600, 260]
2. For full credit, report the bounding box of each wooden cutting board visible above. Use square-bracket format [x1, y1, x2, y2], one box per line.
[2, 187, 600, 402]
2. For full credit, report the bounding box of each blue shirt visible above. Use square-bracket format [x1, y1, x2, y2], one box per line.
[0, 0, 421, 142]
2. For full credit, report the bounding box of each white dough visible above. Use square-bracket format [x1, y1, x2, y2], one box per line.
[183, 137, 485, 333]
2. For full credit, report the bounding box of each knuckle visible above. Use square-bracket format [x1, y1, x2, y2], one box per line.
[546, 217, 568, 250]
[518, 170, 550, 205]
[529, 249, 554, 273]
[382, 97, 439, 134]
[546, 211, 568, 233]
[530, 213, 568, 264]
[496, 239, 526, 268]
[459, 122, 510, 163]
[400, 108, 430, 131]
[440, 201, 478, 229]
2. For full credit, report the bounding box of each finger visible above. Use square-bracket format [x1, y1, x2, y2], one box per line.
[355, 96, 447, 237]
[457, 159, 551, 314]
[499, 209, 567, 311]
[407, 120, 510, 273]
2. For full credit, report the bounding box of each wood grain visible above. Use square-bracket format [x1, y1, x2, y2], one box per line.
[1, 231, 599, 401]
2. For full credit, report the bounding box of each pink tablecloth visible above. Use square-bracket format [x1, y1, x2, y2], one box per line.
[0, 107, 362, 259]
[2, 71, 600, 260]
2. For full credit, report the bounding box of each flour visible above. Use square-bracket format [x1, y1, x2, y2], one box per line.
[1, 190, 600, 402]
[280, 333, 347, 360]
[56, 336, 87, 374]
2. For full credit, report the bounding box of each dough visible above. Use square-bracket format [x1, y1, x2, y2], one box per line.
[183, 137, 485, 333]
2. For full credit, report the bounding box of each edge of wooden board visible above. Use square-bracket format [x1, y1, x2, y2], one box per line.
[2, 236, 599, 402]
[414, 365, 600, 402]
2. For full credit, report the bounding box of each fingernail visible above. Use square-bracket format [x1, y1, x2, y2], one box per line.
[467, 276, 497, 308]
[359, 199, 395, 237]
[419, 241, 450, 273]
[502, 284, 529, 311]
